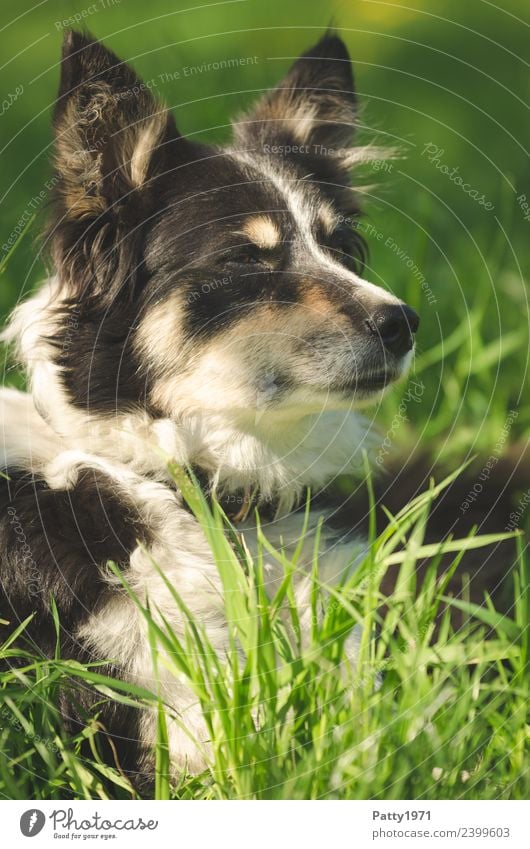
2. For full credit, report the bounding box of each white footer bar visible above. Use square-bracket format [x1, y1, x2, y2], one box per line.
[4, 799, 528, 849]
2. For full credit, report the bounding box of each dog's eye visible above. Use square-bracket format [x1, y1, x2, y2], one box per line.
[326, 225, 366, 273]
[226, 250, 265, 267]
[328, 228, 353, 258]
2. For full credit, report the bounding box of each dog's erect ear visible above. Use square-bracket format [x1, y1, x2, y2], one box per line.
[53, 30, 181, 220]
[233, 34, 357, 153]
[50, 31, 192, 301]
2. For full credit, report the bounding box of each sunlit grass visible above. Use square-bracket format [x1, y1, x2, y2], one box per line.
[0, 467, 527, 800]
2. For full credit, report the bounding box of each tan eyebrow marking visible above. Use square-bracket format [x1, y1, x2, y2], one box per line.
[302, 284, 337, 316]
[239, 215, 281, 249]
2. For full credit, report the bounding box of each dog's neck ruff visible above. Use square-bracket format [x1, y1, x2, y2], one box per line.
[3, 278, 373, 514]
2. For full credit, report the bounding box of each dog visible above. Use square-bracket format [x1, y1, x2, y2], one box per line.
[0, 30, 419, 781]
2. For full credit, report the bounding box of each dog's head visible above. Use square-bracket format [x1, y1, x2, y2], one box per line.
[45, 30, 418, 434]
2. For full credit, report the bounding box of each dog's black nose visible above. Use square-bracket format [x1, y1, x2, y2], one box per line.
[365, 304, 419, 357]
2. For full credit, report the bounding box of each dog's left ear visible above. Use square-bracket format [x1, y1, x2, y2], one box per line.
[49, 30, 194, 303]
[53, 30, 182, 220]
[233, 34, 357, 154]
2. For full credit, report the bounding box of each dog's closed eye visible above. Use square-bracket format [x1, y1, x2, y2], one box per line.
[221, 243, 281, 270]
[323, 224, 367, 273]
[227, 249, 267, 267]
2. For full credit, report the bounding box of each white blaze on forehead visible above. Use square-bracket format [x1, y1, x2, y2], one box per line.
[318, 201, 338, 235]
[240, 215, 281, 249]
[230, 150, 400, 306]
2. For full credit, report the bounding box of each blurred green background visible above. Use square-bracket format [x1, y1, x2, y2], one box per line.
[1, 0, 529, 460]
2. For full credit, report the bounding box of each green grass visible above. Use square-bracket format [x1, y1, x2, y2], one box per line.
[0, 465, 528, 800]
[0, 0, 529, 801]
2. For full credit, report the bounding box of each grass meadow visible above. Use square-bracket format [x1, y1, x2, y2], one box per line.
[0, 0, 528, 799]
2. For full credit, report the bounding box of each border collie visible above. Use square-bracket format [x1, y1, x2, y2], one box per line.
[0, 30, 418, 780]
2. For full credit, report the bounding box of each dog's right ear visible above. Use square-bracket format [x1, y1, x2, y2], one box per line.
[232, 34, 357, 155]
[50, 31, 190, 300]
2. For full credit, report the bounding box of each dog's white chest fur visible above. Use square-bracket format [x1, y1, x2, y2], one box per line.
[0, 387, 366, 773]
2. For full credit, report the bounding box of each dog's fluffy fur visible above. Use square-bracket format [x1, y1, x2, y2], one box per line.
[0, 31, 419, 780]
